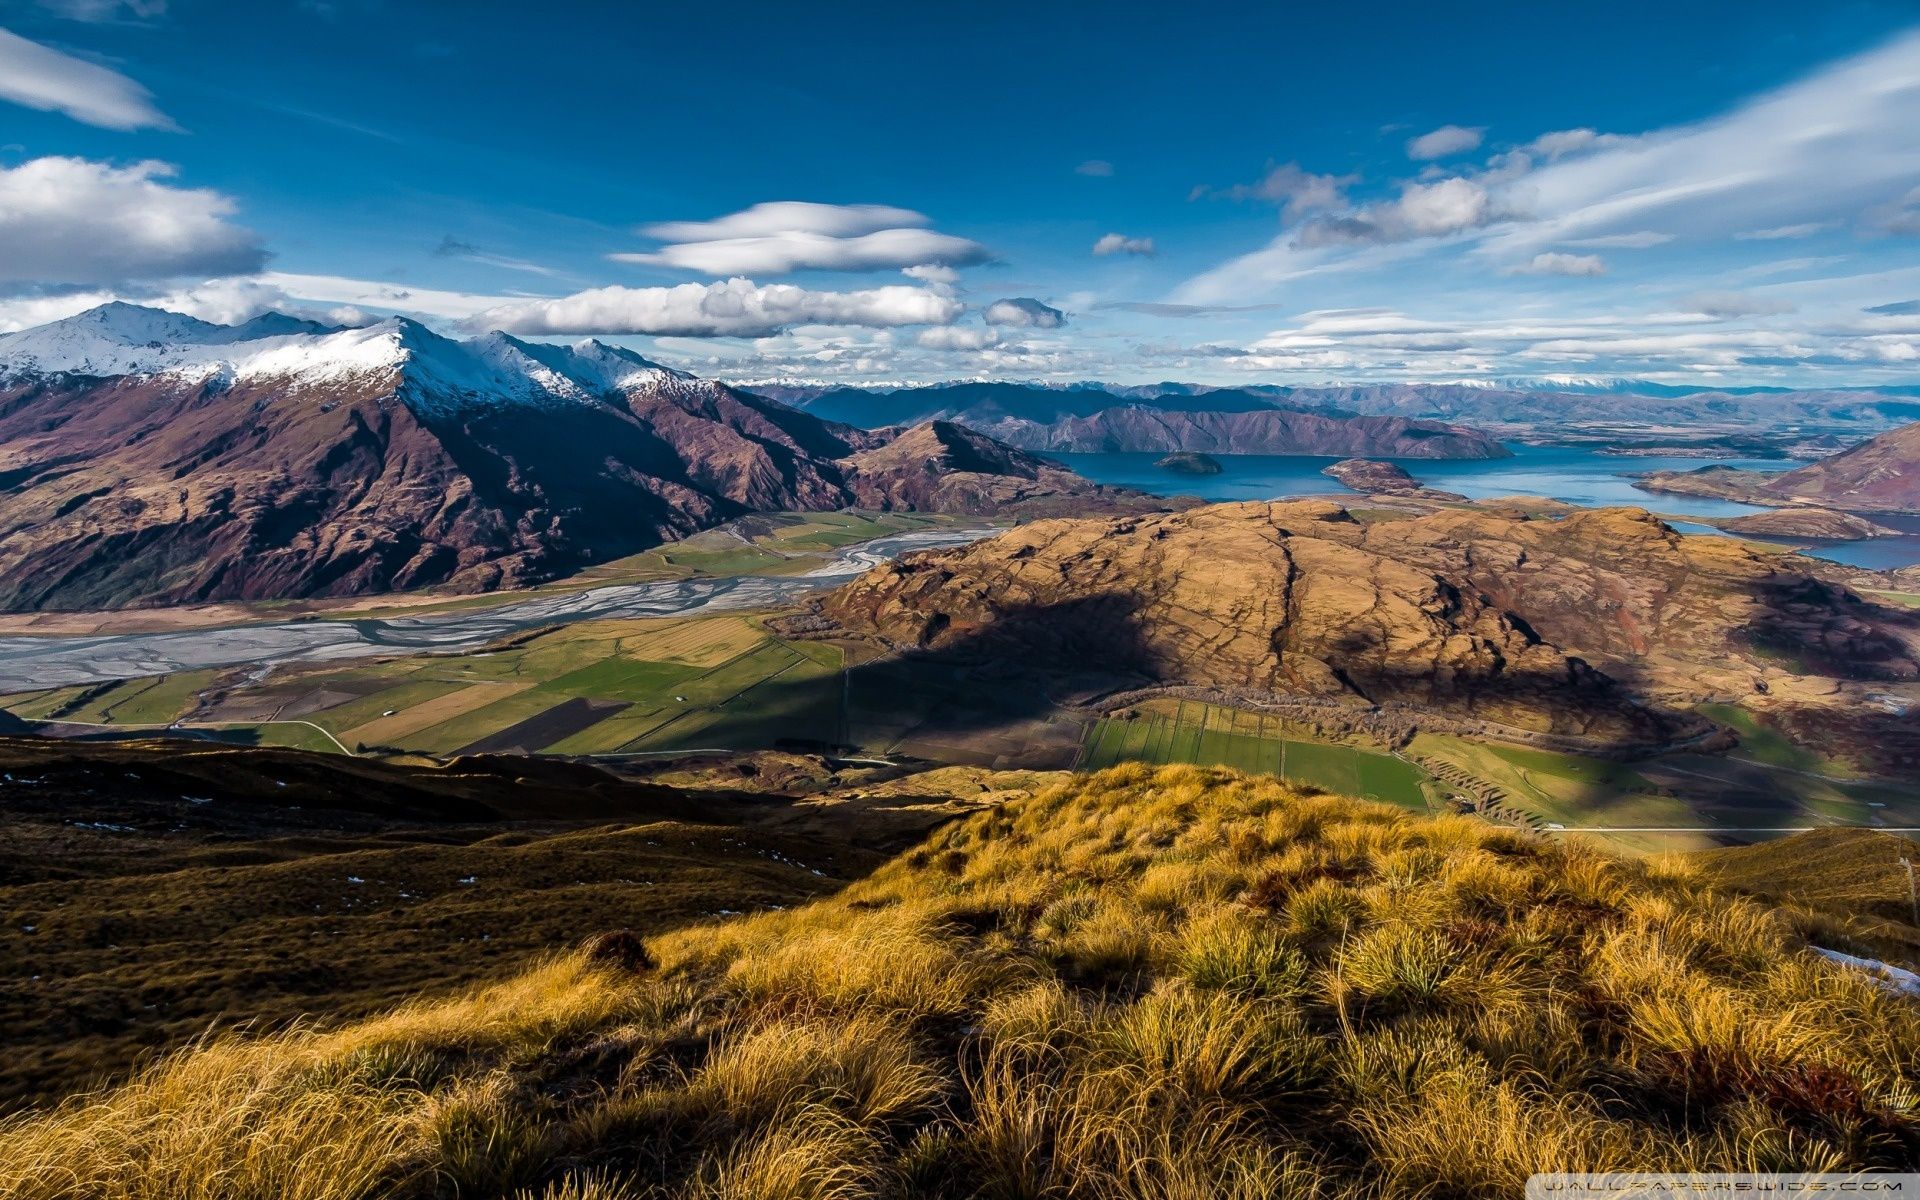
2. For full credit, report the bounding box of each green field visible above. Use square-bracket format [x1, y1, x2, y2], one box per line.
[0, 671, 222, 727]
[1079, 700, 1431, 808]
[1697, 701, 1845, 774]
[1408, 733, 1692, 826]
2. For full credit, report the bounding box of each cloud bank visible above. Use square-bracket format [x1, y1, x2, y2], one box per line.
[0, 157, 266, 285]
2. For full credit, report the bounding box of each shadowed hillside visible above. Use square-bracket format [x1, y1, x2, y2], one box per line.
[0, 737, 1054, 1110]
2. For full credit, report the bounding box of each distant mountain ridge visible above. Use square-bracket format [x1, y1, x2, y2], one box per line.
[788, 381, 1508, 458]
[768, 377, 1920, 436]
[1637, 420, 1920, 515]
[0, 305, 1153, 611]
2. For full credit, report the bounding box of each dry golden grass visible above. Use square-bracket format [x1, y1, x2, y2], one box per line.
[5, 764, 1919, 1198]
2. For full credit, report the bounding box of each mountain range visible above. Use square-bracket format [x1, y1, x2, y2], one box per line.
[772, 378, 1920, 439]
[0, 305, 1154, 611]
[786, 381, 1511, 457]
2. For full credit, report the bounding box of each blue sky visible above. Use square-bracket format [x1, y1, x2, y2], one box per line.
[3, 0, 1920, 386]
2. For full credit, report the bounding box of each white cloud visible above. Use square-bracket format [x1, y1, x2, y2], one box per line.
[1733, 222, 1833, 240]
[916, 325, 1000, 350]
[1563, 231, 1673, 249]
[642, 202, 921, 242]
[617, 201, 990, 276]
[258, 271, 518, 319]
[1296, 177, 1503, 247]
[1870, 185, 1920, 236]
[469, 278, 965, 337]
[1522, 128, 1626, 159]
[0, 157, 265, 285]
[1507, 252, 1607, 277]
[0, 27, 176, 130]
[1478, 33, 1920, 257]
[1202, 162, 1356, 217]
[901, 263, 959, 287]
[1406, 124, 1484, 160]
[1093, 233, 1155, 257]
[617, 228, 990, 275]
[1075, 159, 1114, 177]
[1180, 31, 1920, 305]
[1393, 177, 1496, 237]
[0, 276, 369, 333]
[983, 297, 1067, 328]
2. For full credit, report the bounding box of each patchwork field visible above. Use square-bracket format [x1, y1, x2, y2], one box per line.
[0, 611, 862, 760]
[1078, 698, 1433, 808]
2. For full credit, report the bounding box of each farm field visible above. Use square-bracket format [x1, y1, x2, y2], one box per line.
[0, 612, 866, 760]
[1409, 731, 1920, 851]
[1078, 698, 1432, 808]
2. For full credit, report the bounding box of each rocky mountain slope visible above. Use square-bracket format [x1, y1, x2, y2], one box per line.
[1637, 421, 1920, 514]
[1720, 508, 1900, 540]
[0, 305, 1147, 611]
[819, 500, 1920, 744]
[791, 380, 1510, 458]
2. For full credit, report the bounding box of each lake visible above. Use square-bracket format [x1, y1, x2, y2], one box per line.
[1052, 444, 1920, 570]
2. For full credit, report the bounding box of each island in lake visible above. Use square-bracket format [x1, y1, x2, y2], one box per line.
[1154, 451, 1224, 475]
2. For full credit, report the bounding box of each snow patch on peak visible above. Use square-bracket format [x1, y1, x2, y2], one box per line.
[0, 304, 710, 415]
[70, 302, 221, 343]
[0, 303, 224, 377]
[568, 339, 692, 388]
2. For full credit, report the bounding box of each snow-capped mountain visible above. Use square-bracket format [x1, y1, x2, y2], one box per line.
[0, 304, 1134, 611]
[0, 302, 690, 413]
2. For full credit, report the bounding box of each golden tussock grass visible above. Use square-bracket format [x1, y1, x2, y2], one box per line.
[4, 763, 1919, 1198]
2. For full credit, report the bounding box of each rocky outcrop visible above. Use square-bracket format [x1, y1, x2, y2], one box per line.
[1637, 422, 1920, 515]
[819, 501, 1920, 745]
[838, 421, 1168, 519]
[1323, 459, 1420, 493]
[1721, 508, 1900, 540]
[1154, 452, 1223, 476]
[1321, 458, 1467, 501]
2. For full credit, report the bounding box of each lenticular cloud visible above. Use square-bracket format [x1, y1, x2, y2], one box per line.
[471, 277, 967, 337]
